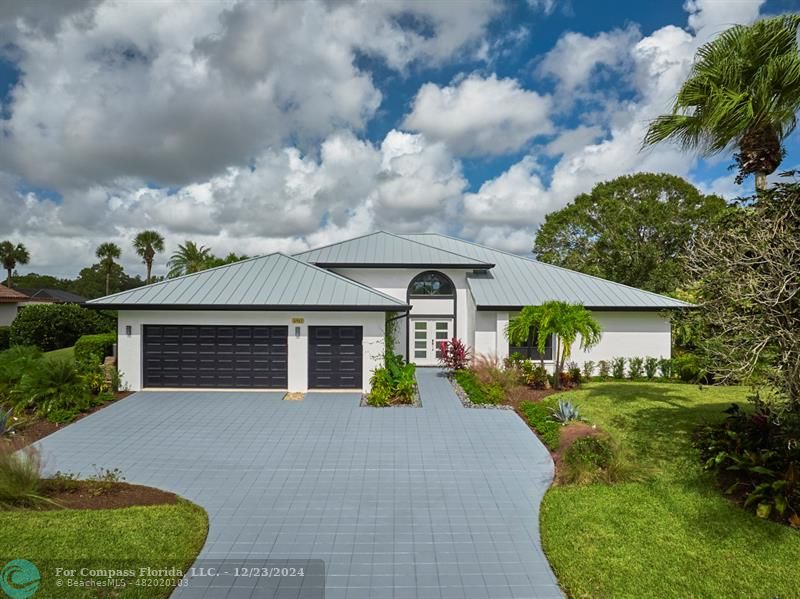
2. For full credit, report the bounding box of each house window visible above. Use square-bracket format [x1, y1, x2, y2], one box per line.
[509, 329, 554, 361]
[408, 271, 454, 297]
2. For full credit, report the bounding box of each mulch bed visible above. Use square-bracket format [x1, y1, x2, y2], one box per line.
[38, 481, 179, 510]
[6, 391, 134, 448]
[501, 385, 558, 410]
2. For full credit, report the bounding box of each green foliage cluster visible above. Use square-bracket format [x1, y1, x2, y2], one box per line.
[644, 357, 659, 379]
[518, 401, 560, 450]
[75, 333, 117, 364]
[596, 360, 610, 379]
[611, 357, 626, 379]
[9, 304, 115, 351]
[367, 353, 416, 407]
[695, 398, 800, 525]
[0, 446, 46, 508]
[453, 368, 503, 405]
[627, 357, 644, 379]
[550, 399, 581, 424]
[0, 327, 9, 351]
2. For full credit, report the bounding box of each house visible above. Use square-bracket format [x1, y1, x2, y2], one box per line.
[87, 232, 687, 392]
[0, 283, 30, 326]
[17, 288, 87, 305]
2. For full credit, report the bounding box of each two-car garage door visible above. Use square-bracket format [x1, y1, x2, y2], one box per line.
[142, 324, 363, 390]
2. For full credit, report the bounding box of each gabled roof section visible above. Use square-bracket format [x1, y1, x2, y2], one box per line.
[87, 253, 409, 311]
[402, 233, 689, 310]
[294, 231, 493, 269]
[0, 283, 28, 304]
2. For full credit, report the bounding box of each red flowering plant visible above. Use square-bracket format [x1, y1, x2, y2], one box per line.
[438, 337, 473, 372]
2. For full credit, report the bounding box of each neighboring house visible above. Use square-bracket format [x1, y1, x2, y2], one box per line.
[88, 232, 687, 392]
[0, 283, 30, 326]
[17, 288, 87, 305]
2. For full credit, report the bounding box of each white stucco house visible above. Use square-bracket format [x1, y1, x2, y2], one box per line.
[87, 231, 687, 392]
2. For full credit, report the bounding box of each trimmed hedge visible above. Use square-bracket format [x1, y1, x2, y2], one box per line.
[9, 304, 115, 352]
[0, 326, 9, 351]
[75, 333, 117, 364]
[519, 401, 560, 450]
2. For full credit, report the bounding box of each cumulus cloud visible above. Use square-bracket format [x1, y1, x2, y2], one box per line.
[403, 74, 553, 155]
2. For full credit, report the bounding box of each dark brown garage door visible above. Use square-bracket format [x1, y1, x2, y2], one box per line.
[308, 326, 363, 389]
[143, 325, 288, 389]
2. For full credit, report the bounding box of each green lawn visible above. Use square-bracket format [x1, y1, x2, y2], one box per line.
[540, 382, 800, 599]
[0, 500, 208, 598]
[43, 346, 75, 361]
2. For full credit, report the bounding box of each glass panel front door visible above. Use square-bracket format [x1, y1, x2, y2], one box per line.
[410, 318, 453, 366]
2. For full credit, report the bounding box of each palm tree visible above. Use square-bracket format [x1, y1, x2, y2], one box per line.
[507, 301, 602, 389]
[644, 14, 800, 191]
[96, 242, 121, 296]
[133, 230, 165, 284]
[167, 241, 212, 278]
[0, 240, 30, 288]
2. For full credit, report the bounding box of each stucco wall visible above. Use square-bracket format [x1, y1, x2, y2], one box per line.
[116, 310, 385, 392]
[473, 310, 672, 373]
[0, 304, 18, 327]
[331, 268, 471, 359]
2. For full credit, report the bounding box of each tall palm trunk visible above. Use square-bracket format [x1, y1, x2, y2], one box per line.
[755, 172, 768, 191]
[105, 269, 110, 295]
[145, 260, 152, 284]
[4, 268, 10, 288]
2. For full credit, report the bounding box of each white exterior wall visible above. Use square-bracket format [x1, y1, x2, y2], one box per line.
[331, 268, 471, 358]
[116, 310, 385, 392]
[0, 304, 18, 326]
[473, 309, 672, 373]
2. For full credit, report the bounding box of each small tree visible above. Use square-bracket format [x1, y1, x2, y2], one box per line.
[0, 241, 30, 288]
[133, 230, 165, 284]
[507, 301, 602, 389]
[96, 242, 121, 296]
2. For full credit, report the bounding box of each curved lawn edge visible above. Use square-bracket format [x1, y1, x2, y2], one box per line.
[0, 498, 209, 599]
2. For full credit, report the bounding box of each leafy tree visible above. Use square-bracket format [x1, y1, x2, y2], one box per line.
[644, 15, 800, 191]
[167, 241, 212, 278]
[10, 304, 115, 351]
[507, 301, 602, 389]
[7, 273, 71, 292]
[0, 241, 30, 288]
[95, 242, 121, 296]
[133, 230, 165, 284]
[533, 173, 725, 294]
[204, 252, 250, 269]
[71, 263, 143, 299]
[686, 175, 800, 410]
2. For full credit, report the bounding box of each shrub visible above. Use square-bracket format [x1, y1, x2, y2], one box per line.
[454, 369, 503, 405]
[551, 399, 581, 424]
[0, 445, 47, 508]
[520, 361, 548, 389]
[597, 360, 610, 380]
[74, 333, 116, 364]
[504, 352, 526, 370]
[644, 357, 659, 379]
[628, 357, 644, 379]
[10, 304, 115, 351]
[472, 354, 519, 392]
[15, 358, 95, 416]
[658, 357, 673, 379]
[673, 353, 705, 383]
[582, 361, 595, 380]
[437, 338, 472, 372]
[367, 353, 416, 406]
[611, 357, 626, 379]
[567, 361, 581, 387]
[0, 346, 42, 402]
[0, 327, 9, 351]
[695, 397, 800, 524]
[519, 401, 560, 450]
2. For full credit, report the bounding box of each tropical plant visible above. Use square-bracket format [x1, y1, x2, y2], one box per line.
[567, 361, 581, 387]
[366, 353, 416, 406]
[597, 360, 610, 380]
[658, 357, 673, 379]
[437, 337, 472, 372]
[0, 240, 30, 288]
[95, 242, 121, 296]
[644, 15, 800, 191]
[0, 408, 16, 436]
[551, 399, 582, 425]
[133, 230, 165, 284]
[611, 357, 626, 379]
[15, 358, 94, 416]
[507, 301, 602, 389]
[0, 346, 42, 401]
[645, 357, 659, 379]
[167, 241, 213, 278]
[582, 361, 595, 380]
[627, 357, 644, 380]
[520, 361, 548, 389]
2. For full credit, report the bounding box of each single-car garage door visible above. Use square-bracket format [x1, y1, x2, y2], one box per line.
[143, 325, 288, 389]
[308, 326, 363, 389]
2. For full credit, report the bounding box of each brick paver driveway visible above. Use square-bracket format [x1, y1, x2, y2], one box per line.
[36, 369, 561, 598]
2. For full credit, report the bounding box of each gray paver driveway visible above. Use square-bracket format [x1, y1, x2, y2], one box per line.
[36, 369, 561, 598]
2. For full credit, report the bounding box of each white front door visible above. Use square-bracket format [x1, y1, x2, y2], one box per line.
[410, 318, 453, 366]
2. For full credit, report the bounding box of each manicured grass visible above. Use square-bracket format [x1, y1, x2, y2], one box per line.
[0, 500, 208, 598]
[539, 382, 800, 598]
[43, 346, 75, 361]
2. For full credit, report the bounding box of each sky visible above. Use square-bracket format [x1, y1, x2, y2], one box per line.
[1, 0, 798, 279]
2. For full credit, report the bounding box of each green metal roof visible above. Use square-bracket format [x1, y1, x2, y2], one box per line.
[294, 231, 493, 268]
[402, 233, 689, 310]
[87, 253, 409, 311]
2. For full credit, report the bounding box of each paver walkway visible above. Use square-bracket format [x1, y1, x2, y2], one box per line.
[36, 368, 561, 598]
